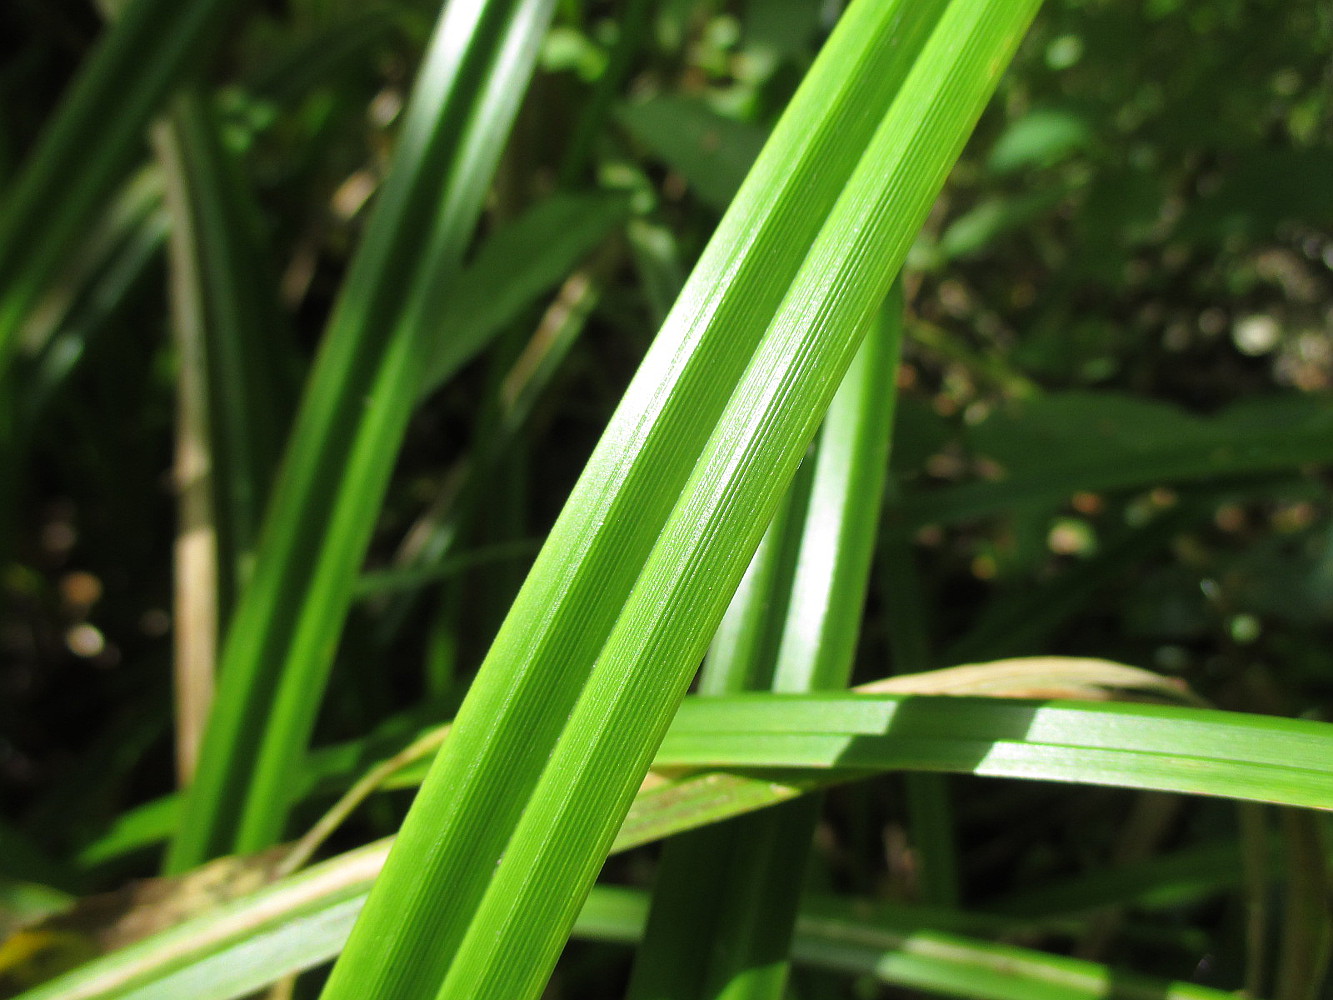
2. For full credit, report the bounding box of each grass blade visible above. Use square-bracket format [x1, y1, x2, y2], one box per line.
[12, 858, 1241, 1000]
[370, 264, 607, 654]
[880, 519, 962, 906]
[154, 90, 292, 612]
[166, 0, 560, 869]
[319, 0, 970, 993]
[770, 285, 903, 694]
[153, 90, 293, 782]
[0, 0, 240, 372]
[1274, 810, 1331, 1000]
[416, 191, 628, 400]
[788, 905, 1235, 1000]
[627, 288, 905, 1000]
[71, 653, 1205, 870]
[616, 96, 769, 212]
[12, 169, 168, 438]
[894, 392, 1333, 528]
[323, 3, 1044, 998]
[661, 694, 1333, 810]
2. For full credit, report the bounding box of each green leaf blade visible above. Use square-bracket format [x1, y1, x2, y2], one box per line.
[167, 0, 560, 870]
[662, 694, 1333, 812]
[319, 3, 972, 998]
[401, 3, 1045, 998]
[0, 0, 240, 373]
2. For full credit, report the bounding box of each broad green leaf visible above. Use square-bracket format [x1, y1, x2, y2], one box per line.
[935, 187, 1068, 261]
[986, 107, 1094, 174]
[896, 391, 1333, 527]
[322, 3, 1043, 999]
[692, 480, 807, 696]
[770, 289, 903, 694]
[616, 96, 769, 212]
[307, 657, 1207, 804]
[417, 192, 628, 399]
[1174, 149, 1333, 243]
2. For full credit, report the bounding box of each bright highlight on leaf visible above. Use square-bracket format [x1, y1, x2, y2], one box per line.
[323, 3, 1044, 998]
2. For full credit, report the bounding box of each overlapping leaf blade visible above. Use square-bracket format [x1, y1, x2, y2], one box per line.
[15, 822, 1253, 1000]
[662, 694, 1333, 810]
[168, 0, 560, 869]
[626, 289, 905, 1000]
[322, 3, 1044, 998]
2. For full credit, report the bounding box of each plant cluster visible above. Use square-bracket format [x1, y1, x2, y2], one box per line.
[1, 0, 1331, 998]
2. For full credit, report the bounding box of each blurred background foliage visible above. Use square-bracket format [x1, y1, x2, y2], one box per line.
[1, 0, 1331, 995]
